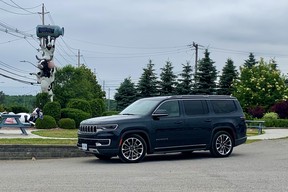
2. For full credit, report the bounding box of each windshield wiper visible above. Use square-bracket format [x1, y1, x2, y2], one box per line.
[121, 113, 134, 115]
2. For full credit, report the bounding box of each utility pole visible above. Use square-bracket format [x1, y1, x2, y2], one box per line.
[77, 49, 82, 67]
[38, 4, 49, 46]
[192, 42, 198, 76]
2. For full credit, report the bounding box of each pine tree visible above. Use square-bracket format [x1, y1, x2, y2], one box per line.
[244, 52, 257, 68]
[176, 61, 193, 95]
[159, 61, 177, 95]
[193, 49, 217, 94]
[137, 60, 159, 97]
[217, 58, 238, 95]
[114, 77, 138, 111]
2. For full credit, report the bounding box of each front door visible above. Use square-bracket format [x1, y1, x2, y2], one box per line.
[152, 100, 185, 148]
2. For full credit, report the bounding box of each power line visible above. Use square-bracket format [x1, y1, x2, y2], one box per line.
[9, 0, 39, 14]
[0, 0, 41, 10]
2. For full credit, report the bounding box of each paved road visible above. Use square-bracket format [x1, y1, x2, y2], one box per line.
[0, 139, 288, 192]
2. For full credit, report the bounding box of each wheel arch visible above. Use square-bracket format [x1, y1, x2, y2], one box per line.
[211, 126, 236, 146]
[120, 130, 152, 153]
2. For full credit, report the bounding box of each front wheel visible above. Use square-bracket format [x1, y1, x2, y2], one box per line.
[210, 131, 233, 157]
[118, 134, 147, 163]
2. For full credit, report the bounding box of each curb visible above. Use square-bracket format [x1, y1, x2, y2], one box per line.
[0, 144, 91, 160]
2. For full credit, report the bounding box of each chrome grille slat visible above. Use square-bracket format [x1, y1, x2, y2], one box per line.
[80, 125, 97, 133]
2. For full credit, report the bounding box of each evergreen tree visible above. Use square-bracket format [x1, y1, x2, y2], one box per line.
[114, 77, 138, 111]
[176, 61, 193, 94]
[159, 61, 177, 95]
[137, 60, 159, 97]
[217, 58, 238, 95]
[244, 52, 257, 68]
[193, 49, 217, 94]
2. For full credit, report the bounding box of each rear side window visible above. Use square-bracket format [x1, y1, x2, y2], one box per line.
[183, 100, 208, 116]
[211, 100, 237, 114]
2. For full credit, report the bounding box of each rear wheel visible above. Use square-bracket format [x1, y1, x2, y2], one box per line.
[210, 131, 233, 157]
[118, 134, 147, 163]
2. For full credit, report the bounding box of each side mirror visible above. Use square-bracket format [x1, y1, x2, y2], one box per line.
[152, 109, 168, 118]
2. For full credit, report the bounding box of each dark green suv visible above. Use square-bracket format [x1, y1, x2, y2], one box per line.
[77, 95, 247, 163]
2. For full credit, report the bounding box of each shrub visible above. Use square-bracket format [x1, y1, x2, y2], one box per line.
[89, 98, 105, 117]
[271, 100, 288, 119]
[263, 112, 278, 120]
[66, 99, 92, 115]
[244, 112, 253, 120]
[43, 101, 61, 122]
[102, 111, 119, 116]
[58, 118, 76, 129]
[247, 106, 265, 119]
[35, 115, 57, 129]
[263, 119, 288, 127]
[61, 108, 91, 127]
[10, 106, 29, 113]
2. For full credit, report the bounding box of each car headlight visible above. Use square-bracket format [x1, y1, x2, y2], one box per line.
[97, 124, 118, 131]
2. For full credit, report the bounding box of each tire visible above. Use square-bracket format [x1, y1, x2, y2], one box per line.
[118, 134, 147, 163]
[210, 131, 233, 157]
[94, 154, 112, 160]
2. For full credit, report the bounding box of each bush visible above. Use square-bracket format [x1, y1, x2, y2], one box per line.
[263, 119, 288, 127]
[102, 111, 119, 116]
[66, 99, 92, 115]
[89, 98, 105, 117]
[43, 101, 61, 122]
[263, 112, 278, 120]
[247, 106, 265, 119]
[35, 115, 57, 129]
[58, 118, 76, 129]
[61, 108, 91, 127]
[10, 106, 29, 113]
[271, 100, 288, 119]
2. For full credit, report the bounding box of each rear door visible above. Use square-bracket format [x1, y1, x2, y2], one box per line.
[181, 99, 212, 145]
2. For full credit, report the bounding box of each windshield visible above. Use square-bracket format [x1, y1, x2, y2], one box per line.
[120, 99, 160, 115]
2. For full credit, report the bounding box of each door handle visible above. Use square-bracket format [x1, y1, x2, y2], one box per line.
[205, 119, 212, 122]
[174, 121, 183, 124]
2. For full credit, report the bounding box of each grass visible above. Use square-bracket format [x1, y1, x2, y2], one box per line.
[246, 128, 262, 137]
[32, 128, 78, 138]
[0, 128, 78, 145]
[0, 138, 77, 145]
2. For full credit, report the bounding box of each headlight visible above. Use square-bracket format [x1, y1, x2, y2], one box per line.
[97, 124, 118, 131]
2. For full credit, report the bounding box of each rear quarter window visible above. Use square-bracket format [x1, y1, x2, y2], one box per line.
[211, 100, 237, 114]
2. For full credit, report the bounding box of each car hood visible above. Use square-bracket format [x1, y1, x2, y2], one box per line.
[80, 114, 144, 125]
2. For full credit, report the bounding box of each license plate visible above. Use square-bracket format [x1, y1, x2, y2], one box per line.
[82, 143, 88, 151]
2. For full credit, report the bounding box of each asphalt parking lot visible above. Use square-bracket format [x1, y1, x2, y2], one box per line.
[0, 139, 287, 192]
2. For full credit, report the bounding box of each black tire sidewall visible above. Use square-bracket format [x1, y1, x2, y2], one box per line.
[118, 134, 147, 163]
[210, 131, 233, 157]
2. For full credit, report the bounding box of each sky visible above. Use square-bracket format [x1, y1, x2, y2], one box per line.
[1, 0, 288, 99]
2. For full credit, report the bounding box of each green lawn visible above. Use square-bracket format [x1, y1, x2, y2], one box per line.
[32, 128, 78, 138]
[0, 129, 78, 145]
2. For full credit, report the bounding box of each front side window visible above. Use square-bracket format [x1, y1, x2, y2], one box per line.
[157, 100, 180, 117]
[183, 100, 208, 116]
[120, 99, 160, 115]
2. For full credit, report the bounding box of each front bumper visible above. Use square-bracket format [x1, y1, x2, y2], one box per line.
[77, 132, 119, 156]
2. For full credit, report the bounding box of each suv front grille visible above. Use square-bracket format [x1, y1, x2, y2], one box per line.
[79, 125, 98, 133]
